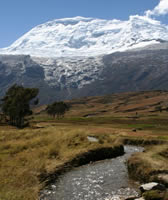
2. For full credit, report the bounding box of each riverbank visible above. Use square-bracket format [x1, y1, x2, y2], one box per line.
[127, 145, 168, 185]
[0, 91, 168, 200]
[40, 138, 168, 200]
[40, 144, 124, 186]
[0, 124, 124, 200]
[40, 146, 144, 200]
[0, 122, 167, 200]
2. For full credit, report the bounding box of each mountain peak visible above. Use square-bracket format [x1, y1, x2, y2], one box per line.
[129, 15, 160, 24]
[0, 16, 168, 58]
[39, 16, 95, 27]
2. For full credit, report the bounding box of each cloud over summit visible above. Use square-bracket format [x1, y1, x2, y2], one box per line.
[145, 0, 168, 17]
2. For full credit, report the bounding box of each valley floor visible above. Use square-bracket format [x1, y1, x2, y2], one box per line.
[0, 91, 168, 200]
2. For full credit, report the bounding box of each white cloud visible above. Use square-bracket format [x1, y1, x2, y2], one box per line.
[145, 0, 168, 17]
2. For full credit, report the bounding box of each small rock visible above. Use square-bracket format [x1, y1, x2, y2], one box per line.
[51, 184, 56, 189]
[135, 198, 145, 200]
[105, 196, 124, 200]
[87, 136, 99, 142]
[34, 124, 45, 128]
[140, 182, 166, 193]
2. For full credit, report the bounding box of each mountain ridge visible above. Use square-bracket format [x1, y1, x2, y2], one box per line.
[0, 16, 168, 103]
[1, 42, 168, 103]
[1, 16, 168, 57]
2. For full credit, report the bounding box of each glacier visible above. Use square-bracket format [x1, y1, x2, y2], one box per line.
[32, 56, 104, 89]
[0, 15, 168, 98]
[0, 15, 168, 58]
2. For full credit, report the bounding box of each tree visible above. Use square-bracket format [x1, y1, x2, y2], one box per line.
[0, 84, 39, 128]
[155, 106, 162, 113]
[46, 101, 70, 119]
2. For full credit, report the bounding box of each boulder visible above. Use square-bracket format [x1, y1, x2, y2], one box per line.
[140, 182, 166, 193]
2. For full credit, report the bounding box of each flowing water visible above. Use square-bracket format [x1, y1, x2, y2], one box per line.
[40, 146, 143, 200]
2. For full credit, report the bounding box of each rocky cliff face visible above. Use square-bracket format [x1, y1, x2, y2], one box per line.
[0, 42, 168, 103]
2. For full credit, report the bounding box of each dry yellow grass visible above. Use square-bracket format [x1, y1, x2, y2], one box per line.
[0, 90, 168, 200]
[127, 144, 168, 183]
[0, 123, 121, 200]
[144, 145, 168, 170]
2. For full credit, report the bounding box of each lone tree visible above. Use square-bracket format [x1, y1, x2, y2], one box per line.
[0, 84, 39, 128]
[46, 101, 69, 119]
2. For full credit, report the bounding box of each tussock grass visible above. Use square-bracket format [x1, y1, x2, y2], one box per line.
[1, 90, 168, 199]
[0, 124, 120, 200]
[127, 145, 168, 183]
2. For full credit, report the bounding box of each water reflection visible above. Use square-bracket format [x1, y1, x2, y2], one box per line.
[40, 146, 143, 200]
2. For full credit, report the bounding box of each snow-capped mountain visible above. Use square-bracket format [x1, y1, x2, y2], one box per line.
[1, 16, 168, 103]
[1, 43, 168, 103]
[1, 16, 168, 57]
[32, 56, 104, 89]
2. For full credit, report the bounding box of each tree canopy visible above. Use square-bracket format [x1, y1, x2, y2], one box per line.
[46, 101, 70, 119]
[0, 84, 39, 128]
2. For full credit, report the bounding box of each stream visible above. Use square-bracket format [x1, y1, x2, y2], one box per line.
[40, 146, 144, 200]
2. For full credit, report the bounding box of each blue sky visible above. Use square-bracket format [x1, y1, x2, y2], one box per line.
[0, 0, 167, 48]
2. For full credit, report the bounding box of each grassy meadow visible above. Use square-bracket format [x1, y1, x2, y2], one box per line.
[0, 90, 168, 200]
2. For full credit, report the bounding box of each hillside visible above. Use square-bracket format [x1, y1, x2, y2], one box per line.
[1, 42, 168, 103]
[35, 90, 168, 132]
[65, 90, 168, 117]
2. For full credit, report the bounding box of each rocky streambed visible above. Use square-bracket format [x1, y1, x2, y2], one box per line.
[40, 146, 144, 200]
